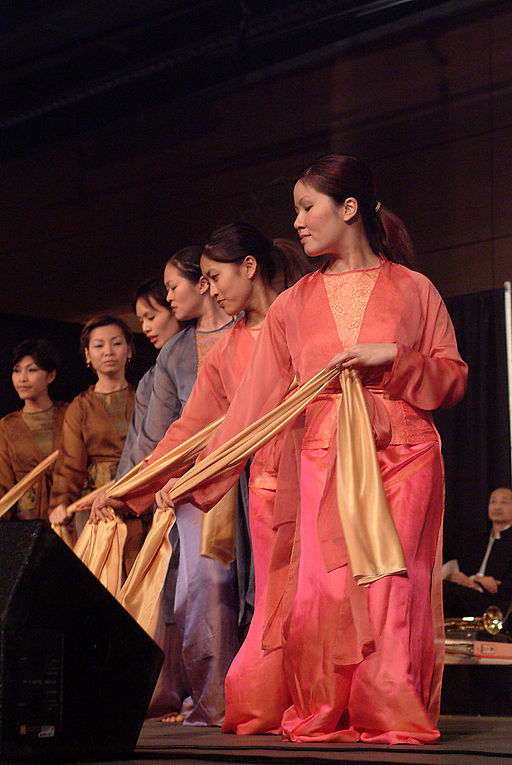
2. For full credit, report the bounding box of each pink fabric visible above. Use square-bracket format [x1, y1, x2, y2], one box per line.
[125, 316, 289, 732]
[188, 262, 467, 743]
[192, 261, 467, 511]
[279, 444, 443, 743]
[222, 485, 290, 734]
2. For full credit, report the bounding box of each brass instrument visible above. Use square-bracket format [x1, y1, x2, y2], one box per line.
[445, 605, 505, 637]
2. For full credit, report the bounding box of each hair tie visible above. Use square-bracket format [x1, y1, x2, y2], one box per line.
[375, 201, 381, 213]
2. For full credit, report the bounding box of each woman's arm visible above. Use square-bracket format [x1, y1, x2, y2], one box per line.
[124, 335, 232, 515]
[189, 299, 294, 512]
[381, 282, 467, 410]
[49, 398, 88, 509]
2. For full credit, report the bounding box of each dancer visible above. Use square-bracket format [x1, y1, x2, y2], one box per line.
[0, 339, 66, 521]
[48, 316, 138, 568]
[158, 155, 468, 743]
[121, 223, 307, 733]
[91, 245, 238, 727]
[116, 278, 182, 478]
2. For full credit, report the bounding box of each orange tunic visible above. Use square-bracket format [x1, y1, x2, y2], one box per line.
[49, 386, 141, 570]
[0, 403, 67, 521]
[50, 386, 135, 509]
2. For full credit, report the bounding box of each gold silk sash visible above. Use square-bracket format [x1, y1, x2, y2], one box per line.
[119, 366, 406, 635]
[337, 369, 406, 584]
[52, 455, 149, 559]
[65, 365, 405, 634]
[200, 483, 238, 565]
[74, 515, 128, 594]
[54, 420, 223, 594]
[51, 480, 117, 547]
[110, 418, 223, 498]
[118, 367, 341, 633]
[0, 450, 59, 519]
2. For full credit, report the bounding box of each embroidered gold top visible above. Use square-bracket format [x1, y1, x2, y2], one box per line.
[94, 388, 130, 441]
[21, 406, 55, 459]
[323, 265, 381, 347]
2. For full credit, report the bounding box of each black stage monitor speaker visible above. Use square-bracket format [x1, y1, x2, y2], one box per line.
[0, 520, 163, 762]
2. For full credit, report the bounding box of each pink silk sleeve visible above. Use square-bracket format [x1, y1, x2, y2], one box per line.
[381, 279, 467, 410]
[191, 298, 295, 512]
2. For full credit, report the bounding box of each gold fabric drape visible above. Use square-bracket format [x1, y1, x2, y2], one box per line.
[74, 515, 128, 594]
[336, 369, 406, 584]
[51, 480, 116, 546]
[117, 368, 340, 632]
[0, 450, 59, 519]
[48, 366, 405, 634]
[55, 420, 223, 596]
[199, 483, 238, 565]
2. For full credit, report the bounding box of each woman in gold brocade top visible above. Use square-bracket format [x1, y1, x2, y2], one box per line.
[0, 339, 67, 521]
[49, 315, 138, 571]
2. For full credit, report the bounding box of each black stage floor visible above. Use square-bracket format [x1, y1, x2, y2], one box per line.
[73, 716, 512, 765]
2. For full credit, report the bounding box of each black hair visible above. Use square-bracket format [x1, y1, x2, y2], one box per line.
[11, 339, 59, 374]
[297, 154, 416, 268]
[131, 278, 171, 314]
[167, 246, 204, 283]
[203, 222, 309, 291]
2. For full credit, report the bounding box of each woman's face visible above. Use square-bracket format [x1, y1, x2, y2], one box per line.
[135, 295, 179, 349]
[85, 324, 131, 376]
[200, 254, 253, 316]
[12, 355, 55, 402]
[293, 179, 347, 258]
[163, 263, 204, 322]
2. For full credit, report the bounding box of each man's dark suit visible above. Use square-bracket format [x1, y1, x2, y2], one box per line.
[443, 525, 512, 617]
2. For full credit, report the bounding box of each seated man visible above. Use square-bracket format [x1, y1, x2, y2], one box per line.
[443, 487, 512, 617]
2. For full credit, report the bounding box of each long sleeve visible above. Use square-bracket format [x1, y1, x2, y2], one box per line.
[124, 331, 240, 515]
[116, 366, 155, 479]
[146, 344, 230, 468]
[0, 423, 16, 519]
[49, 397, 88, 508]
[190, 298, 294, 512]
[380, 274, 467, 410]
[125, 331, 197, 473]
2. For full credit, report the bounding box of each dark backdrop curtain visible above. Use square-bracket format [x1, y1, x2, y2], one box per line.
[0, 313, 155, 419]
[434, 288, 511, 573]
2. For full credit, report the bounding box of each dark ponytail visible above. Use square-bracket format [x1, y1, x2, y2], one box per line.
[297, 154, 416, 269]
[203, 223, 309, 293]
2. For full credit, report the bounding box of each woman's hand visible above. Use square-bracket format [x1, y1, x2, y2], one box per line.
[328, 343, 397, 371]
[88, 491, 129, 524]
[474, 575, 501, 594]
[155, 478, 178, 511]
[49, 503, 72, 526]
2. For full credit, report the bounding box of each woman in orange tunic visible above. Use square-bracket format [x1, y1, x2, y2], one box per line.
[0, 339, 67, 521]
[49, 316, 137, 566]
[160, 155, 468, 743]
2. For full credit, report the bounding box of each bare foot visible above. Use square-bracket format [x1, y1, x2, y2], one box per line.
[160, 713, 184, 724]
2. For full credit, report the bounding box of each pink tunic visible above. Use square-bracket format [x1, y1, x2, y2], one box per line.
[125, 317, 277, 511]
[125, 317, 289, 731]
[190, 260, 468, 744]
